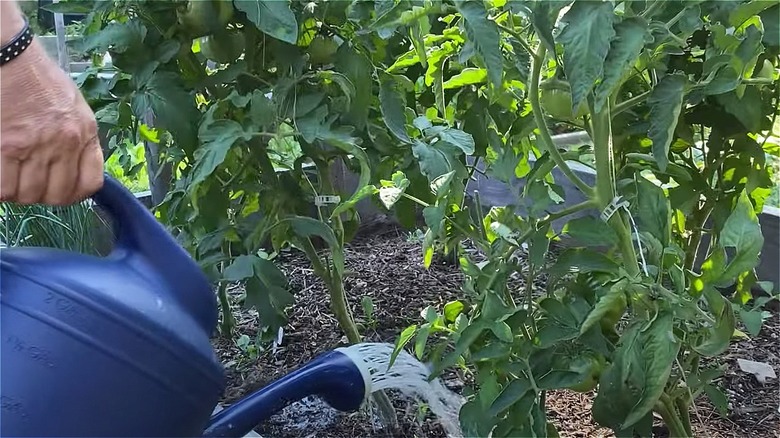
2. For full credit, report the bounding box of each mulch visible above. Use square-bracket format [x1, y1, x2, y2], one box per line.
[212, 222, 779, 438]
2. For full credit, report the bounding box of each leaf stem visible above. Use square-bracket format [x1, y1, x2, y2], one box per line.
[544, 199, 596, 223]
[613, 90, 650, 116]
[497, 23, 540, 63]
[530, 44, 594, 197]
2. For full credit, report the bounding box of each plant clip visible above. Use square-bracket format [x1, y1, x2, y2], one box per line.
[600, 196, 649, 276]
[314, 195, 341, 207]
[600, 196, 630, 222]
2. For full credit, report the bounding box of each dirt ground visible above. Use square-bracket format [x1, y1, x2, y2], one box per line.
[212, 223, 780, 438]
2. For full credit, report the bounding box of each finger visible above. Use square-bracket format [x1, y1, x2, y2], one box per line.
[75, 141, 104, 202]
[0, 157, 21, 202]
[15, 157, 49, 205]
[43, 155, 79, 206]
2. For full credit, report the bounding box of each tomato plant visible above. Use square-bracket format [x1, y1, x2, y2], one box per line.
[367, 1, 779, 437]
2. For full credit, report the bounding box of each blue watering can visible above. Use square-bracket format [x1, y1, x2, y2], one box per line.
[0, 175, 369, 437]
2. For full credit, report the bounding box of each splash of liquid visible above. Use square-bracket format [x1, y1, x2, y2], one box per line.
[338, 342, 466, 438]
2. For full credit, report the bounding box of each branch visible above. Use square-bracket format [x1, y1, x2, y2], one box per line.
[529, 44, 594, 196]
[613, 90, 650, 116]
[496, 23, 540, 64]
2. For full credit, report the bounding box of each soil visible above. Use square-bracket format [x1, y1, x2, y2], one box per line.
[212, 222, 780, 438]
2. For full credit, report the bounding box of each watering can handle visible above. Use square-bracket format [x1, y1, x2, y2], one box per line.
[90, 173, 218, 331]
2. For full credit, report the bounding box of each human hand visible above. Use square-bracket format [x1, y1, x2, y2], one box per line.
[1, 7, 103, 205]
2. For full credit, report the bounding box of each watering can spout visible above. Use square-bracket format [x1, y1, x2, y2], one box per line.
[203, 350, 368, 438]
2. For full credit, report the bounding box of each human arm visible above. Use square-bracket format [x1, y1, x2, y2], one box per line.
[1, 0, 103, 205]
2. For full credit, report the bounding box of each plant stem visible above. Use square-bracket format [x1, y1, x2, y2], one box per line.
[612, 90, 650, 116]
[675, 393, 694, 437]
[530, 44, 594, 197]
[496, 23, 540, 63]
[590, 103, 641, 277]
[217, 280, 235, 336]
[684, 204, 713, 272]
[545, 199, 596, 222]
[657, 393, 692, 438]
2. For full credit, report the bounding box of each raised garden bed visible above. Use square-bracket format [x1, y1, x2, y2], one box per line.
[212, 220, 780, 438]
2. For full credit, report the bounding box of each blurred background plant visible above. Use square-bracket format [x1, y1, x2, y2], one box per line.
[0, 201, 108, 255]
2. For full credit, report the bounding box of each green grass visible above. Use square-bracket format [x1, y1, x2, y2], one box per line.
[0, 201, 106, 255]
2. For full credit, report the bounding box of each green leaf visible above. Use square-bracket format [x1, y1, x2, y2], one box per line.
[647, 73, 688, 172]
[594, 17, 649, 113]
[547, 248, 620, 278]
[634, 177, 671, 247]
[490, 321, 513, 343]
[524, 1, 572, 57]
[432, 321, 488, 377]
[594, 314, 681, 430]
[191, 120, 251, 189]
[378, 171, 410, 209]
[562, 216, 619, 247]
[529, 225, 551, 267]
[335, 45, 373, 129]
[536, 370, 583, 390]
[234, 0, 298, 44]
[443, 68, 487, 90]
[415, 323, 431, 359]
[535, 323, 579, 348]
[694, 285, 737, 357]
[579, 280, 627, 335]
[455, 0, 503, 89]
[250, 90, 277, 130]
[331, 185, 379, 217]
[409, 9, 430, 69]
[704, 384, 729, 417]
[223, 255, 257, 281]
[389, 324, 417, 368]
[622, 312, 681, 429]
[557, 1, 616, 113]
[379, 73, 411, 143]
[73, 20, 146, 54]
[729, 0, 775, 28]
[540, 298, 578, 328]
[719, 191, 765, 282]
[739, 308, 764, 337]
[437, 128, 476, 154]
[132, 72, 200, 155]
[444, 300, 465, 322]
[412, 139, 467, 181]
[489, 378, 531, 416]
[244, 258, 293, 332]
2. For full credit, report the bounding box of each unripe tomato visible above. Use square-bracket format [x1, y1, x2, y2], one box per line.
[177, 0, 234, 38]
[307, 36, 338, 65]
[568, 352, 606, 393]
[539, 78, 589, 120]
[200, 31, 245, 64]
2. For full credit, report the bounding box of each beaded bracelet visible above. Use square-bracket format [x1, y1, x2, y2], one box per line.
[0, 18, 33, 67]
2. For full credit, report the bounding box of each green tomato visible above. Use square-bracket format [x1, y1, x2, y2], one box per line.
[177, 0, 234, 38]
[539, 78, 589, 120]
[200, 31, 245, 64]
[307, 36, 338, 65]
[568, 353, 606, 393]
